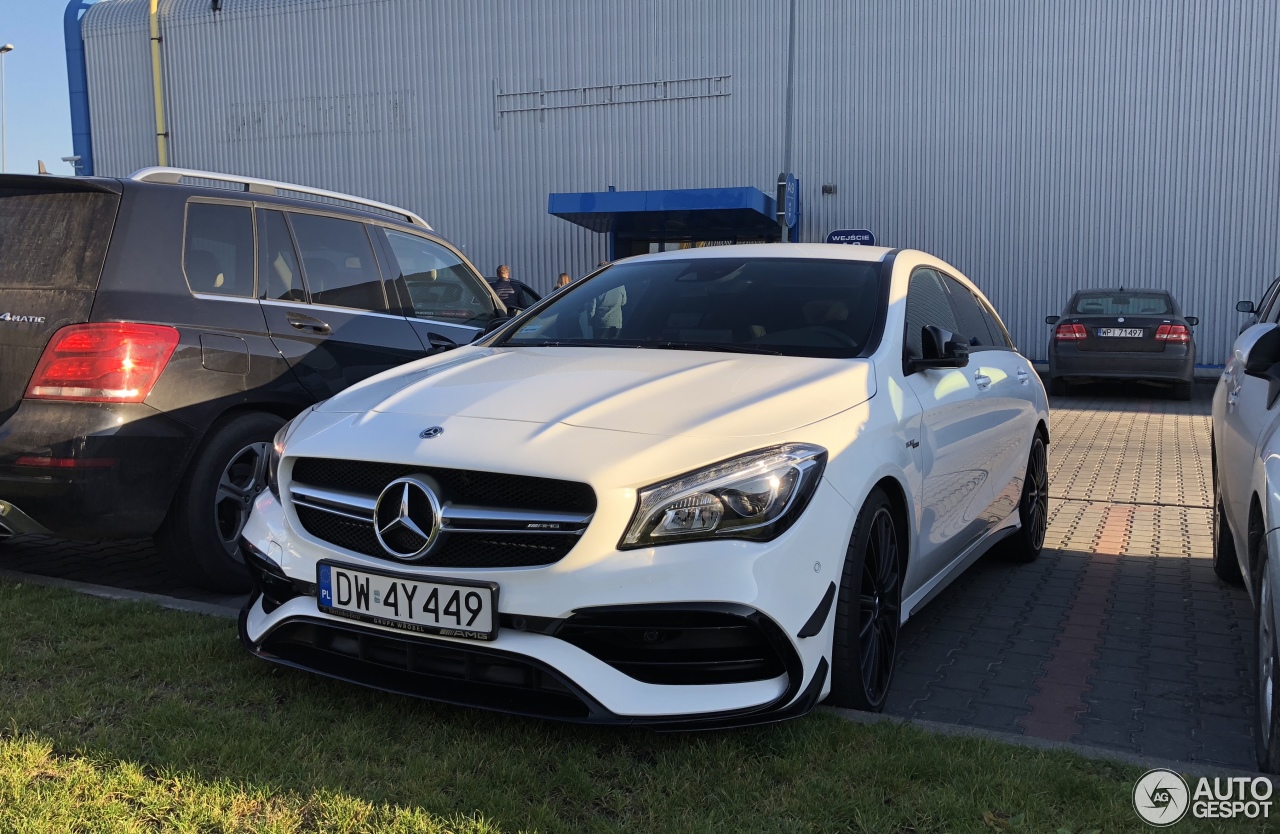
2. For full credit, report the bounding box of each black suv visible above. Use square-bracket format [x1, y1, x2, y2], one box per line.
[0, 167, 509, 590]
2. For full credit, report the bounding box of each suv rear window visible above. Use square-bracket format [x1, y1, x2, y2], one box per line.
[0, 187, 119, 290]
[1072, 293, 1172, 316]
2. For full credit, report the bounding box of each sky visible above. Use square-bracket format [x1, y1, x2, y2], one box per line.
[0, 0, 77, 175]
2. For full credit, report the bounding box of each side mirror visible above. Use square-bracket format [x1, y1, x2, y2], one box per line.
[911, 325, 970, 372]
[472, 315, 513, 342]
[1245, 326, 1280, 376]
[1238, 300, 1257, 314]
[1185, 316, 1199, 327]
[1045, 315, 1060, 325]
[425, 332, 459, 355]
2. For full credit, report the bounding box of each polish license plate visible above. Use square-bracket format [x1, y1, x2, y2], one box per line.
[316, 561, 498, 641]
[1098, 327, 1144, 337]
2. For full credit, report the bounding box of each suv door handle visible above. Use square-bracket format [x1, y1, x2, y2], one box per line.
[287, 312, 331, 335]
[974, 371, 992, 391]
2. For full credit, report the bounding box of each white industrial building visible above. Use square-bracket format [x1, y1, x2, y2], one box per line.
[69, 0, 1280, 365]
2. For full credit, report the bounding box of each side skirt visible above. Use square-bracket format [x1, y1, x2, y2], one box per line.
[899, 510, 1021, 623]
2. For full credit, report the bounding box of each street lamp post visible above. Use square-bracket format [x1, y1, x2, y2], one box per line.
[0, 44, 13, 174]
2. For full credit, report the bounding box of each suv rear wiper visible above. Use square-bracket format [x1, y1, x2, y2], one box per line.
[651, 341, 782, 356]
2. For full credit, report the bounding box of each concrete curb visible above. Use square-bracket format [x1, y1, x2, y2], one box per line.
[822, 706, 1275, 782]
[0, 568, 241, 620]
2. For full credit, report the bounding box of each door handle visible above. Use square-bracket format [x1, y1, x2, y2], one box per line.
[974, 371, 992, 391]
[287, 312, 331, 335]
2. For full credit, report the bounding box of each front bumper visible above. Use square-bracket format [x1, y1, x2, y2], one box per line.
[238, 478, 854, 727]
[0, 400, 197, 539]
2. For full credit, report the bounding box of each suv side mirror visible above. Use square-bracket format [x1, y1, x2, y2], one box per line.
[1237, 300, 1256, 314]
[472, 314, 513, 342]
[1185, 316, 1199, 327]
[1245, 326, 1280, 376]
[1045, 315, 1060, 325]
[425, 331, 459, 355]
[911, 325, 970, 372]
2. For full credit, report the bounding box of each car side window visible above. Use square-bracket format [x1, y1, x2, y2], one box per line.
[903, 268, 958, 360]
[257, 209, 306, 302]
[183, 202, 254, 297]
[940, 275, 998, 349]
[976, 297, 1015, 349]
[381, 229, 496, 326]
[288, 213, 388, 312]
[1263, 278, 1280, 322]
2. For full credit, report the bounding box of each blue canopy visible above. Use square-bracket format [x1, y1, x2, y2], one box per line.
[548, 186, 781, 240]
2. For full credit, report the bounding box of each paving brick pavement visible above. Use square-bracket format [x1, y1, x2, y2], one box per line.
[887, 381, 1257, 769]
[0, 379, 1258, 767]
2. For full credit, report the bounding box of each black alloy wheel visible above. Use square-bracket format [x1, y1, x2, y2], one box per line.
[157, 411, 285, 592]
[830, 487, 902, 711]
[214, 441, 273, 553]
[1003, 434, 1049, 562]
[1257, 538, 1280, 773]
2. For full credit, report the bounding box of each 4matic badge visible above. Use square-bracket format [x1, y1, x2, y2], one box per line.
[0, 312, 46, 324]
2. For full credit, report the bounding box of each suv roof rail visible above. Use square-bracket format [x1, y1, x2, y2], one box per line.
[128, 166, 431, 229]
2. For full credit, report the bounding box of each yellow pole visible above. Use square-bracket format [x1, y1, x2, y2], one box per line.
[148, 0, 168, 166]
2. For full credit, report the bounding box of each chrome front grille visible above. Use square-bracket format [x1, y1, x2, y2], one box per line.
[286, 458, 596, 567]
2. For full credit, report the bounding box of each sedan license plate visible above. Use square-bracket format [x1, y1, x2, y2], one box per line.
[1098, 327, 1144, 337]
[317, 562, 498, 641]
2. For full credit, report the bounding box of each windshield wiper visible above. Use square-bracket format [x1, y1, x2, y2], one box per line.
[651, 341, 782, 356]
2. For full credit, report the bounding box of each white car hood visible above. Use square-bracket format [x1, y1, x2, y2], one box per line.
[316, 346, 875, 439]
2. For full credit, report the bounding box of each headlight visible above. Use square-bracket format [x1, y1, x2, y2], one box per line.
[620, 444, 827, 549]
[267, 405, 316, 499]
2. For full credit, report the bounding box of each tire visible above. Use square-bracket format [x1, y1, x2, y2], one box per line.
[1257, 539, 1280, 773]
[1213, 484, 1245, 586]
[1047, 376, 1068, 396]
[156, 412, 285, 592]
[829, 487, 903, 712]
[1174, 380, 1193, 401]
[1001, 434, 1049, 563]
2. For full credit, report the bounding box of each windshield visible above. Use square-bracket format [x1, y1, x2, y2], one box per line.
[1071, 292, 1172, 316]
[498, 257, 885, 358]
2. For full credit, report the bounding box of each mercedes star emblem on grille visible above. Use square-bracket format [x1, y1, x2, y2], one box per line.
[373, 477, 442, 559]
[420, 426, 444, 439]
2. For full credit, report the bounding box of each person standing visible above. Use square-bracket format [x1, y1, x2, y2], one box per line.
[489, 264, 529, 309]
[590, 282, 627, 339]
[555, 272, 572, 290]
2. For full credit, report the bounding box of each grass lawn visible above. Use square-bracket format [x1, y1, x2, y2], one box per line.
[0, 579, 1251, 833]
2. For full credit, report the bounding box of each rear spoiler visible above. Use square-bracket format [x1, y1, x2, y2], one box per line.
[0, 174, 122, 195]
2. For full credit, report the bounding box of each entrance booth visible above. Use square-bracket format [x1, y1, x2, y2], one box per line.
[548, 186, 793, 260]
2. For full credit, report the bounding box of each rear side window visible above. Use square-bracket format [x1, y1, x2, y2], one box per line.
[903, 268, 958, 359]
[289, 213, 386, 312]
[941, 275, 999, 348]
[382, 229, 495, 326]
[257, 209, 305, 302]
[0, 187, 118, 290]
[184, 202, 254, 297]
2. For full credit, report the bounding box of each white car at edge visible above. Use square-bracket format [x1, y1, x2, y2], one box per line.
[238, 243, 1050, 727]
[1212, 320, 1280, 771]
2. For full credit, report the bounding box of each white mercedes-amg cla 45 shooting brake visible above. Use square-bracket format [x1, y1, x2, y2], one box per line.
[238, 244, 1050, 728]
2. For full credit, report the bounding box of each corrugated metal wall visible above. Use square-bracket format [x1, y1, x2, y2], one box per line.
[83, 0, 1280, 364]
